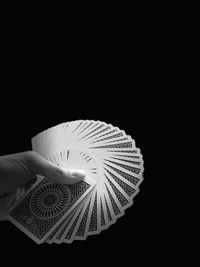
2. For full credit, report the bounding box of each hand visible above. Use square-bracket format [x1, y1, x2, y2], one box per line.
[0, 151, 86, 220]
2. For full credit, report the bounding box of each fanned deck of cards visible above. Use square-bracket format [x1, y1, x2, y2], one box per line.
[8, 120, 144, 244]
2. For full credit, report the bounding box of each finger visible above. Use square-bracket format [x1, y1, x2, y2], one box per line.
[25, 151, 86, 184]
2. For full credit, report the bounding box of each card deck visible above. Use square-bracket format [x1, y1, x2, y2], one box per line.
[10, 120, 144, 244]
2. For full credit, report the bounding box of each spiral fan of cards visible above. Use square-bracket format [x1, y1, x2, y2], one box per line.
[8, 120, 144, 244]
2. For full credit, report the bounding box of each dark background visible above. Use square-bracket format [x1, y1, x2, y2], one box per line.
[0, 9, 199, 267]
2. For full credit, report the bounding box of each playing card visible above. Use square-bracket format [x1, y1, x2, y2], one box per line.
[72, 193, 93, 240]
[72, 180, 107, 240]
[45, 206, 78, 244]
[55, 200, 86, 244]
[85, 190, 99, 236]
[62, 205, 84, 244]
[45, 186, 90, 244]
[47, 148, 101, 242]
[52, 207, 79, 244]
[8, 175, 96, 244]
[53, 203, 85, 244]
[53, 184, 96, 243]
[104, 166, 139, 199]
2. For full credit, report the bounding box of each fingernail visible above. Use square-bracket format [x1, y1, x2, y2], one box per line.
[70, 170, 86, 179]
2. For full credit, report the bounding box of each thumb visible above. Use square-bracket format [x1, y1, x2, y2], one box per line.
[25, 151, 86, 184]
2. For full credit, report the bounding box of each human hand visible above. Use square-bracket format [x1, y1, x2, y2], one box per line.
[0, 151, 86, 220]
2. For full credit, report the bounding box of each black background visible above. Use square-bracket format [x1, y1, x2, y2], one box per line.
[0, 9, 199, 267]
